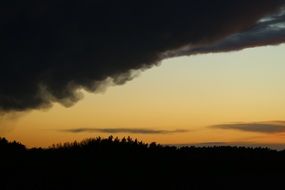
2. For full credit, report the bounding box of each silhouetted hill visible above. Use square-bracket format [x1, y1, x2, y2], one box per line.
[0, 136, 285, 190]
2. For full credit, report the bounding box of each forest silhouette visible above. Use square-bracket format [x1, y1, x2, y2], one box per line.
[1, 136, 285, 190]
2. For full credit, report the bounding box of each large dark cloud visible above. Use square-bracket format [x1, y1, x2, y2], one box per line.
[1, 0, 285, 112]
[61, 128, 188, 134]
[211, 121, 285, 134]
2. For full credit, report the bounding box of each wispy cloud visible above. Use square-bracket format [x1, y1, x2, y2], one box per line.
[210, 121, 285, 134]
[60, 128, 189, 134]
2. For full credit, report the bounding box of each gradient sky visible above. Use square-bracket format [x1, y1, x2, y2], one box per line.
[1, 44, 285, 148]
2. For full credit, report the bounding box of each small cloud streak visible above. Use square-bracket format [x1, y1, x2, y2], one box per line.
[211, 121, 285, 134]
[61, 128, 188, 135]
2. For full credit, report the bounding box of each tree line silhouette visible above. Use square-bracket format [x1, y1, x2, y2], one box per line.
[0, 136, 285, 190]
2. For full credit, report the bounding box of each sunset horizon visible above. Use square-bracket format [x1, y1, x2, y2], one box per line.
[1, 1, 285, 189]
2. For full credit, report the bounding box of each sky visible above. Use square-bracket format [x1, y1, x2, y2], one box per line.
[1, 44, 285, 148]
[1, 1, 285, 148]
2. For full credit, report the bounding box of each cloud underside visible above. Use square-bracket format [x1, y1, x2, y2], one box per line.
[211, 121, 285, 134]
[1, 1, 285, 112]
[173, 8, 285, 56]
[61, 128, 188, 134]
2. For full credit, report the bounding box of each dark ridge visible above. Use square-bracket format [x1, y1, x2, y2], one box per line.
[1, 136, 285, 190]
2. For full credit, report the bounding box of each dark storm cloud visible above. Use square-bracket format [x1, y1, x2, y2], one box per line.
[61, 128, 188, 134]
[1, 0, 285, 112]
[211, 121, 285, 134]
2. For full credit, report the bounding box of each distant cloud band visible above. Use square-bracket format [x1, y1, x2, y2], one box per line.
[61, 128, 188, 134]
[211, 121, 285, 134]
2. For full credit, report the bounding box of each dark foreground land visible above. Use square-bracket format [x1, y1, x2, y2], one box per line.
[1, 136, 285, 190]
